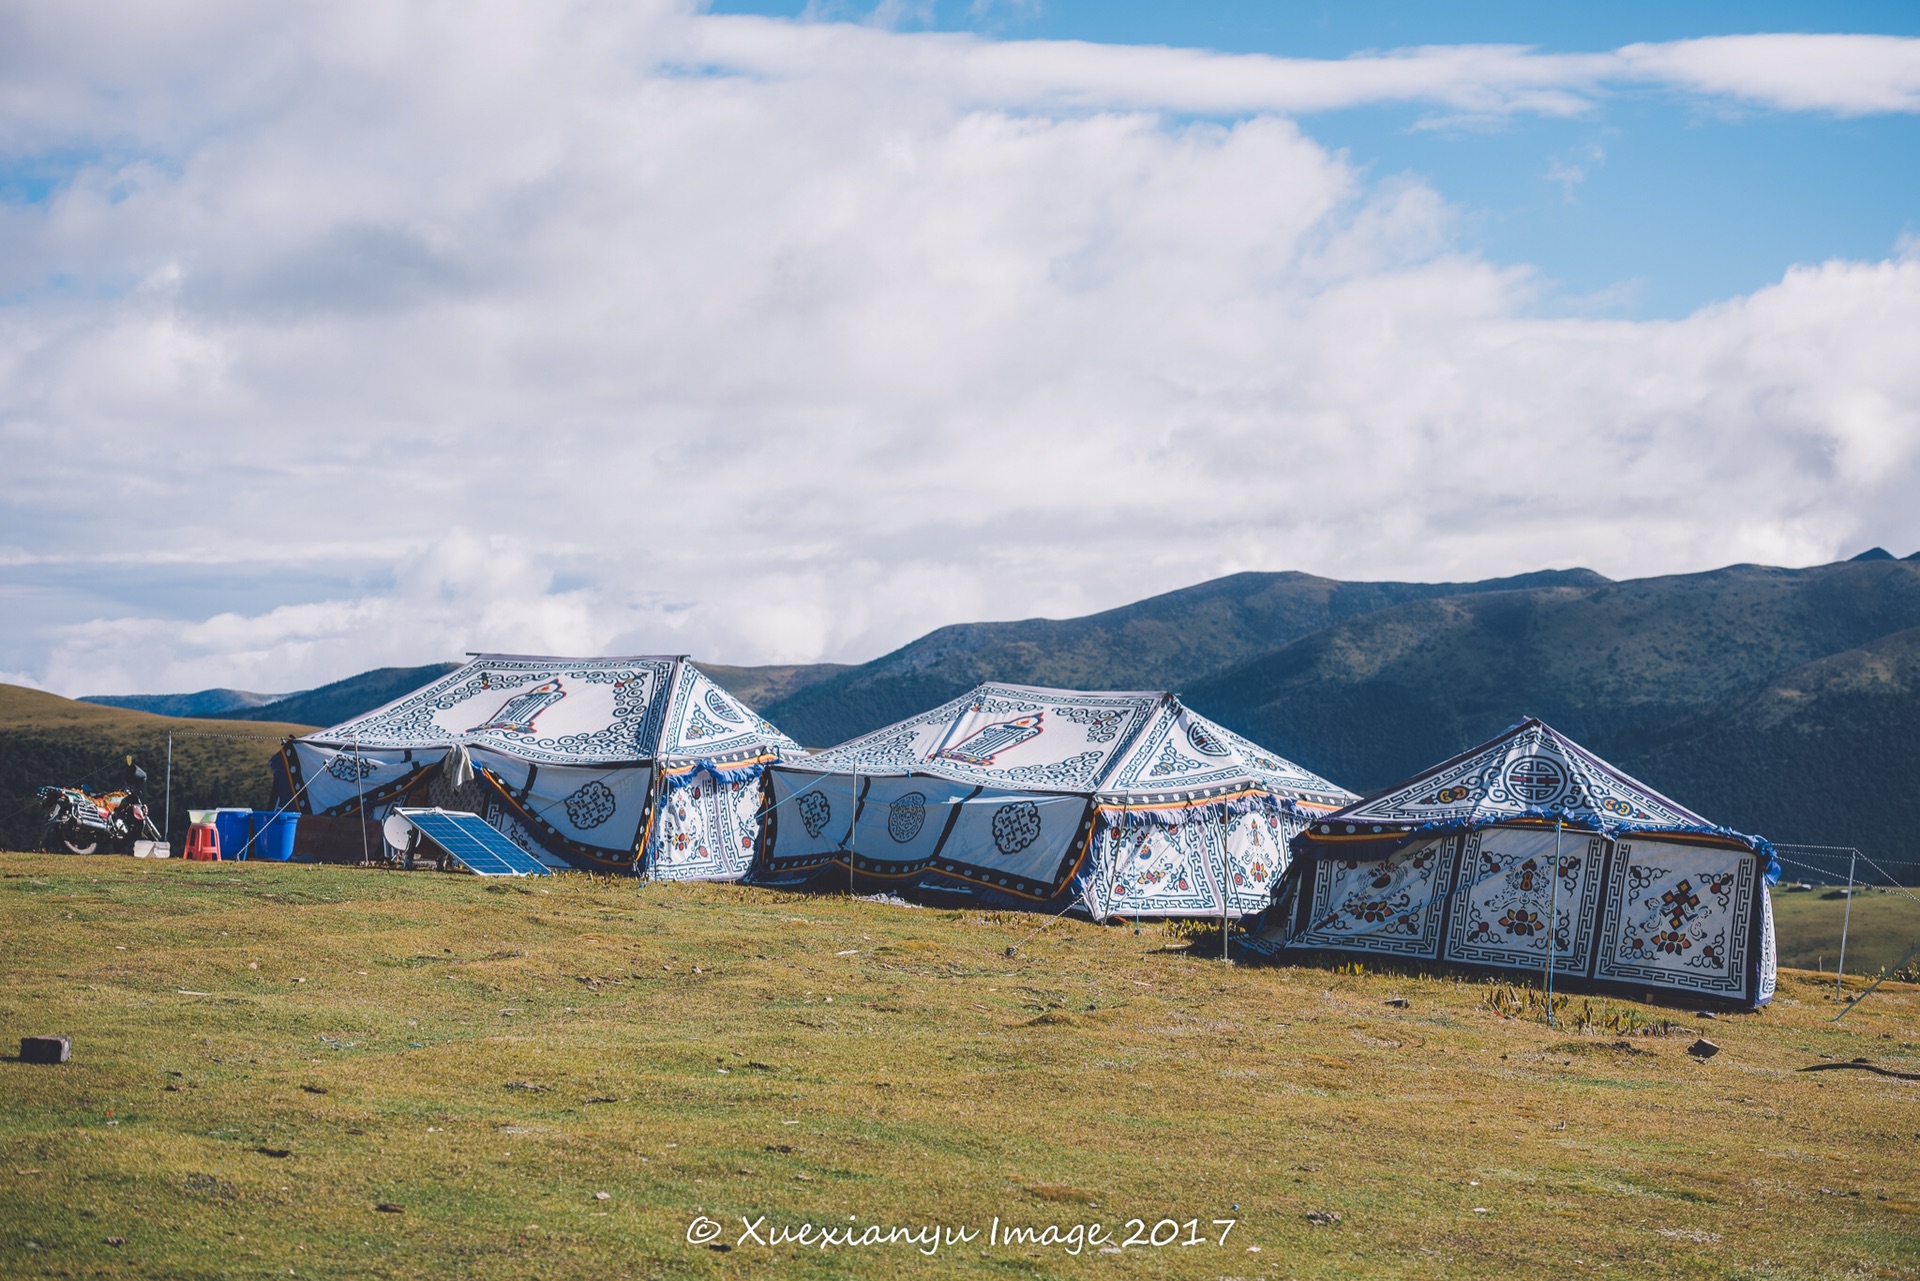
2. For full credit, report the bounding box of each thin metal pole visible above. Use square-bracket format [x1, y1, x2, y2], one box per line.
[1835, 847, 1858, 996]
[847, 767, 857, 897]
[356, 732, 370, 867]
[1221, 806, 1231, 963]
[164, 733, 173, 839]
[1544, 820, 1563, 1027]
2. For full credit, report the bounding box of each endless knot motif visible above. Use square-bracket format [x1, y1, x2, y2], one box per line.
[991, 801, 1042, 856]
[563, 780, 617, 830]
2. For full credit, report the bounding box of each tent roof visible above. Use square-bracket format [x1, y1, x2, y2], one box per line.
[791, 682, 1353, 807]
[1322, 716, 1710, 832]
[299, 654, 800, 766]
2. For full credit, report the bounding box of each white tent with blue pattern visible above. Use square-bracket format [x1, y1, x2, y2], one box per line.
[755, 682, 1354, 919]
[277, 655, 801, 878]
[1269, 717, 1780, 1007]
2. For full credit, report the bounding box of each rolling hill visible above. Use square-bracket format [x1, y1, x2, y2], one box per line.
[1179, 556, 1920, 860]
[81, 688, 287, 718]
[755, 567, 1608, 747]
[0, 684, 313, 853]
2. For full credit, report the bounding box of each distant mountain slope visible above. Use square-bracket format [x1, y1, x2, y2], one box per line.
[1615, 626, 1920, 859]
[0, 684, 313, 853]
[759, 568, 1609, 746]
[81, 689, 286, 718]
[226, 663, 464, 728]
[695, 662, 850, 715]
[1180, 558, 1920, 855]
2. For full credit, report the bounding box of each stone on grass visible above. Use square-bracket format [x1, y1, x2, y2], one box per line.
[1687, 1038, 1720, 1059]
[20, 1035, 69, 1064]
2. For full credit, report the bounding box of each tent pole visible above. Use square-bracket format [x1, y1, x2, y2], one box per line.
[1544, 819, 1562, 1027]
[356, 731, 370, 867]
[1835, 847, 1858, 996]
[848, 766, 857, 898]
[164, 733, 173, 841]
[1221, 803, 1230, 963]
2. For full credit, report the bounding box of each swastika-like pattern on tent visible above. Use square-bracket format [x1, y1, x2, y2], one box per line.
[563, 780, 618, 831]
[798, 789, 832, 840]
[992, 801, 1042, 855]
[1593, 839, 1756, 995]
[1333, 720, 1704, 829]
[887, 793, 926, 844]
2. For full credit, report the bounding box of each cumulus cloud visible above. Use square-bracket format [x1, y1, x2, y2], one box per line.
[1, 2, 1918, 696]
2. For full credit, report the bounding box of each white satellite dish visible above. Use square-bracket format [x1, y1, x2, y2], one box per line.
[383, 811, 419, 854]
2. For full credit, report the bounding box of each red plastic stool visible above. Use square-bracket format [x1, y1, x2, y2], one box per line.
[184, 823, 222, 861]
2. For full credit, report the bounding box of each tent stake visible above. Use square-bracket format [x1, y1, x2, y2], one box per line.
[1835, 847, 1858, 997]
[1543, 819, 1562, 1027]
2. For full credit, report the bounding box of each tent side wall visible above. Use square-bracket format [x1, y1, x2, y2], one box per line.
[1276, 822, 1776, 1007]
[1079, 800, 1301, 921]
[753, 767, 1098, 902]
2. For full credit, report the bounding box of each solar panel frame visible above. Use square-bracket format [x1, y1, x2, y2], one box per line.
[397, 809, 552, 877]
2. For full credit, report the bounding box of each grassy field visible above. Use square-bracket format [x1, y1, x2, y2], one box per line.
[1, 854, 1916, 1280]
[1773, 888, 1920, 978]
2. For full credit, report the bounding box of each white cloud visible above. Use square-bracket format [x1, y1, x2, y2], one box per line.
[1, 3, 1918, 698]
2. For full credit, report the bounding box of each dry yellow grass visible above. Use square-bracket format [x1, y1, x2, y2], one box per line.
[0, 852, 1915, 1280]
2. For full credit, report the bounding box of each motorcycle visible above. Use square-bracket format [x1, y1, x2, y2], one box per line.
[37, 758, 164, 855]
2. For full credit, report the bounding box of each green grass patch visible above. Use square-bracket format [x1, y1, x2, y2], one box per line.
[1773, 886, 1920, 976]
[0, 854, 1917, 1279]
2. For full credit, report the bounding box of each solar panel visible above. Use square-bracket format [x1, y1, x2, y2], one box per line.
[397, 809, 551, 877]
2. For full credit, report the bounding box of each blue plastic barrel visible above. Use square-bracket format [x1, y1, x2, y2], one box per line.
[248, 811, 299, 862]
[212, 809, 253, 861]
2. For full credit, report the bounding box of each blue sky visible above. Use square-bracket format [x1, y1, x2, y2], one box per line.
[717, 0, 1920, 316]
[2, 2, 1918, 694]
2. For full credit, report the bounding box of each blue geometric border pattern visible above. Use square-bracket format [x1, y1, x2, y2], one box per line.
[1332, 718, 1707, 831]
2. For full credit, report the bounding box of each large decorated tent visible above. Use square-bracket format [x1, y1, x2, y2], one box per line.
[756, 682, 1354, 918]
[277, 655, 801, 877]
[1268, 717, 1779, 1006]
